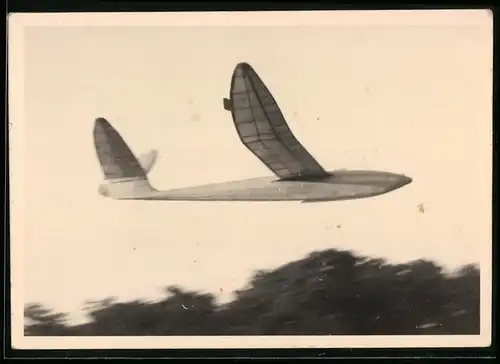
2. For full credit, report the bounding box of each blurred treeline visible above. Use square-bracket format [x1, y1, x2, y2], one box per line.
[24, 248, 480, 336]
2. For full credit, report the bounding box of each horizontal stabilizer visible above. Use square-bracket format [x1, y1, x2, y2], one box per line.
[94, 117, 147, 180]
[138, 149, 158, 174]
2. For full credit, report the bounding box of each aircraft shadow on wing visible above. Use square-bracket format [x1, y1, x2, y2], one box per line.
[93, 62, 412, 203]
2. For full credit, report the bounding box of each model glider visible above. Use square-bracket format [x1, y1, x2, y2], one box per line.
[93, 62, 412, 203]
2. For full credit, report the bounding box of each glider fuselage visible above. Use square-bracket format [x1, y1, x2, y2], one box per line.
[100, 170, 411, 203]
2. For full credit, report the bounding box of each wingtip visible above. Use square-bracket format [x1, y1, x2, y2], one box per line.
[235, 62, 253, 72]
[95, 117, 109, 125]
[236, 61, 250, 67]
[94, 117, 113, 133]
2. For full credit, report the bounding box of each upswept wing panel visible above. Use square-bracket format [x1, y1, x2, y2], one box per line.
[224, 63, 328, 180]
[93, 118, 147, 180]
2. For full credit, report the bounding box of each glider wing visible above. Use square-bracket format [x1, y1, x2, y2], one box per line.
[224, 63, 328, 180]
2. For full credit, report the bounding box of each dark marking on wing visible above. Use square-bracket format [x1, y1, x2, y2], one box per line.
[223, 98, 232, 111]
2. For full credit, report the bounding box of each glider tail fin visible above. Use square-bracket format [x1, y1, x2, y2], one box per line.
[93, 117, 157, 199]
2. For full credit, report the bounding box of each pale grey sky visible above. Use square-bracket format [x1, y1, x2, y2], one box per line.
[13, 12, 492, 324]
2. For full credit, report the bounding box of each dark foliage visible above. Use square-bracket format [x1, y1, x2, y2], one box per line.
[24, 249, 480, 336]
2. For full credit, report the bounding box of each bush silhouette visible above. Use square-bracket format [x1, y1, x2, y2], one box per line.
[24, 249, 480, 336]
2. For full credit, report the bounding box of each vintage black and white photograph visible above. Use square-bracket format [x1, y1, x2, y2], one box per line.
[9, 10, 492, 349]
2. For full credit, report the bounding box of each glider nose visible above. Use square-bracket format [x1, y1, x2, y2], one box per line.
[397, 175, 413, 187]
[402, 175, 412, 184]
